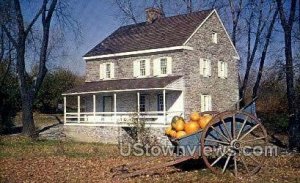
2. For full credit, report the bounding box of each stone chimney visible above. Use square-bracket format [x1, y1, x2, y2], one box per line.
[145, 7, 164, 23]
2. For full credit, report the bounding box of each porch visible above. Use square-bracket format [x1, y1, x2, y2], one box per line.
[62, 76, 184, 127]
[63, 89, 183, 127]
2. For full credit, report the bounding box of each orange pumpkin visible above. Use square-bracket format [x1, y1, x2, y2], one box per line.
[199, 115, 213, 129]
[174, 120, 185, 131]
[184, 121, 200, 134]
[169, 130, 177, 138]
[176, 131, 187, 139]
[190, 112, 200, 121]
[165, 126, 172, 135]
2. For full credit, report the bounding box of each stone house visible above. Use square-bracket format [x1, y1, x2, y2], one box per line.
[62, 8, 240, 143]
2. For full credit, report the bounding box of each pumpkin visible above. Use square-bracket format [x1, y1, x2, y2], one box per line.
[190, 112, 200, 121]
[199, 115, 213, 129]
[165, 126, 172, 135]
[174, 119, 185, 131]
[184, 121, 200, 134]
[176, 131, 187, 139]
[169, 130, 177, 138]
[171, 116, 184, 129]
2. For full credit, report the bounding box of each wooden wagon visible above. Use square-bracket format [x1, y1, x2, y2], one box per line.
[112, 99, 268, 178]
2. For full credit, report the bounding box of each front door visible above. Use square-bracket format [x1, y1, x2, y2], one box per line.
[103, 96, 113, 112]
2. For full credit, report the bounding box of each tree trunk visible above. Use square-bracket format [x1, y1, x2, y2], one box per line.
[284, 32, 300, 149]
[21, 92, 36, 136]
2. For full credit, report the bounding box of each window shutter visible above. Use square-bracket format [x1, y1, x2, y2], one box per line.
[199, 58, 204, 75]
[133, 60, 140, 77]
[167, 57, 172, 74]
[207, 59, 212, 77]
[153, 59, 160, 76]
[218, 61, 222, 78]
[224, 62, 228, 78]
[110, 63, 115, 78]
[208, 95, 212, 111]
[200, 95, 205, 112]
[145, 59, 150, 76]
[99, 64, 104, 79]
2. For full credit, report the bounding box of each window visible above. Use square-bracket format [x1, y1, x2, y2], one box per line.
[218, 61, 228, 79]
[139, 95, 146, 112]
[212, 32, 218, 44]
[100, 62, 114, 79]
[160, 58, 167, 75]
[157, 94, 164, 111]
[133, 59, 150, 77]
[105, 63, 111, 78]
[153, 57, 172, 76]
[201, 94, 212, 112]
[140, 60, 146, 76]
[199, 58, 211, 77]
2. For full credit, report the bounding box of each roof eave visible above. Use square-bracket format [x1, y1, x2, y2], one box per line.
[83, 46, 194, 60]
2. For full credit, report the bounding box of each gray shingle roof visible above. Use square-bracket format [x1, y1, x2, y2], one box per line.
[84, 9, 213, 57]
[64, 76, 182, 94]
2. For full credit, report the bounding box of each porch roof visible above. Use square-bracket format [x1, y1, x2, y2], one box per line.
[63, 76, 182, 95]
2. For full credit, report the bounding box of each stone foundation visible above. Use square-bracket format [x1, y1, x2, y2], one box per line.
[62, 125, 170, 145]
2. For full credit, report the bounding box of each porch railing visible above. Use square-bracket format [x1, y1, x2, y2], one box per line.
[64, 111, 183, 126]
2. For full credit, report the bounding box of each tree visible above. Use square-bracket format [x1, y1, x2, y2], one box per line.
[1, 0, 58, 136]
[276, 0, 300, 150]
[35, 68, 83, 113]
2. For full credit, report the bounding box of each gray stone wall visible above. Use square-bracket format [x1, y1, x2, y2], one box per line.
[182, 13, 239, 115]
[85, 51, 186, 82]
[63, 125, 171, 145]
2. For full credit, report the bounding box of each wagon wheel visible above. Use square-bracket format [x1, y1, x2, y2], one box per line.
[201, 111, 268, 177]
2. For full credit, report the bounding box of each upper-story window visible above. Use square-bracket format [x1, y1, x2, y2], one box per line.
[218, 61, 228, 79]
[100, 62, 114, 79]
[199, 58, 211, 77]
[133, 59, 150, 77]
[105, 63, 111, 78]
[160, 58, 167, 75]
[140, 60, 146, 76]
[154, 57, 172, 76]
[212, 32, 218, 44]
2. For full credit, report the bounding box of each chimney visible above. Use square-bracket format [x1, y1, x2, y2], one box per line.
[145, 7, 164, 23]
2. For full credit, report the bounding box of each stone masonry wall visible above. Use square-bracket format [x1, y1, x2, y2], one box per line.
[182, 12, 240, 115]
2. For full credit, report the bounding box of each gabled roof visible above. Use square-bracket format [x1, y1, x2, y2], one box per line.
[63, 76, 182, 95]
[84, 9, 213, 58]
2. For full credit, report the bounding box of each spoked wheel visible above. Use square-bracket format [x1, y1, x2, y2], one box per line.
[201, 111, 268, 177]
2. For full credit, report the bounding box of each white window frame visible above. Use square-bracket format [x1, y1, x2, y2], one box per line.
[100, 62, 114, 79]
[133, 59, 150, 77]
[200, 94, 212, 112]
[160, 58, 167, 75]
[212, 32, 218, 44]
[218, 61, 228, 79]
[140, 60, 146, 76]
[199, 58, 211, 77]
[153, 57, 172, 76]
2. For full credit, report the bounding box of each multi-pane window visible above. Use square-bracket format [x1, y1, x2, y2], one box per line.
[139, 95, 146, 112]
[100, 62, 114, 79]
[212, 32, 218, 44]
[140, 60, 146, 76]
[157, 94, 164, 111]
[200, 58, 211, 77]
[105, 63, 111, 78]
[218, 61, 228, 79]
[160, 58, 167, 75]
[201, 94, 212, 112]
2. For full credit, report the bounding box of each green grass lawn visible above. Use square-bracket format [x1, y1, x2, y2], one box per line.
[0, 136, 300, 183]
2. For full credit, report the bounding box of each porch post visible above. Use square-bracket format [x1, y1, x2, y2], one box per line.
[93, 95, 96, 117]
[63, 96, 66, 123]
[114, 93, 117, 124]
[137, 92, 140, 121]
[77, 95, 80, 123]
[163, 89, 166, 125]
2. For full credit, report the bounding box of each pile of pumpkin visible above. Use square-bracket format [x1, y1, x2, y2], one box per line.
[165, 112, 213, 139]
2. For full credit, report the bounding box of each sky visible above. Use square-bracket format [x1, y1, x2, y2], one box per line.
[53, 0, 122, 75]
